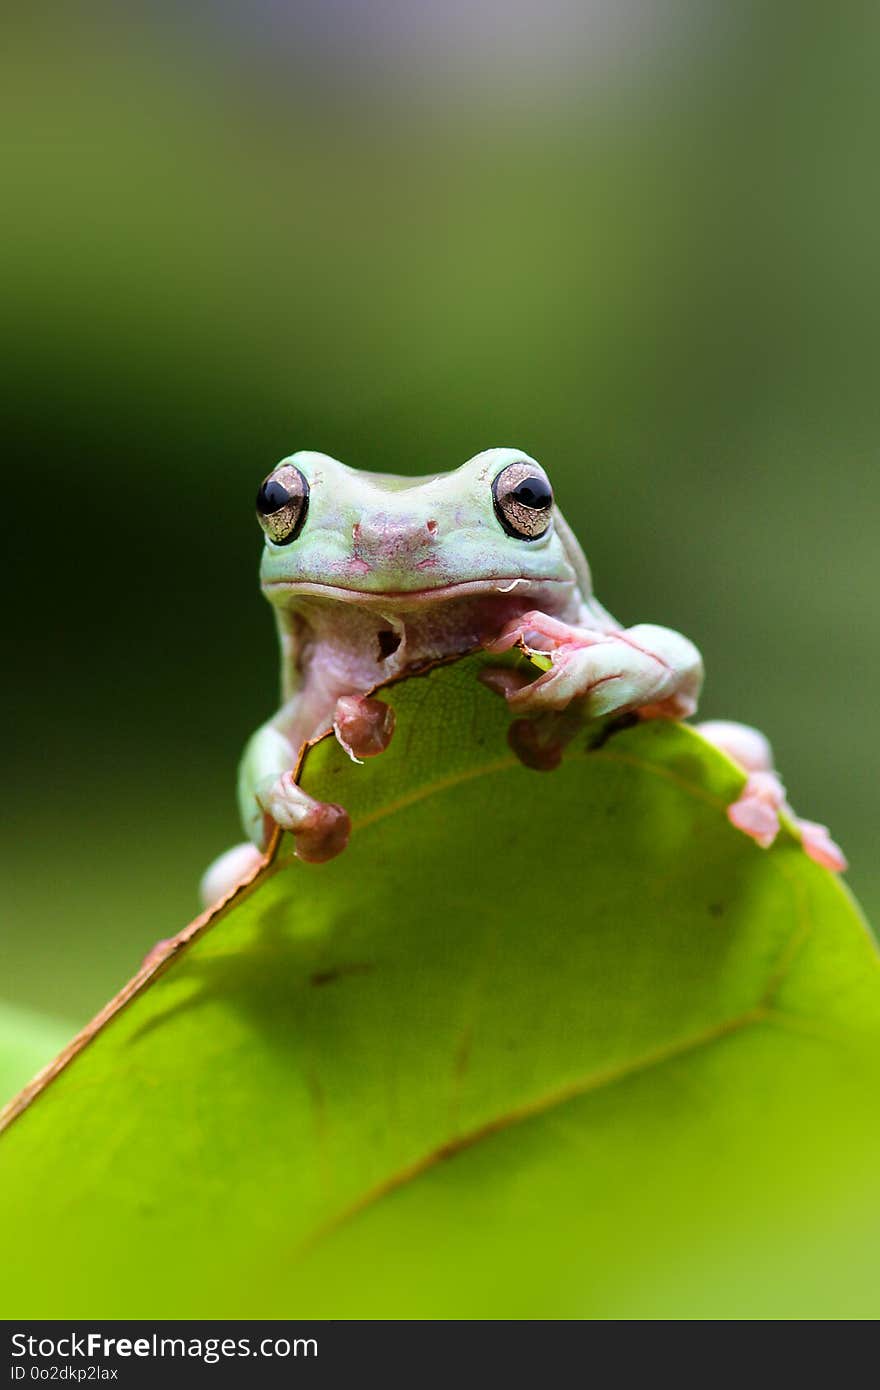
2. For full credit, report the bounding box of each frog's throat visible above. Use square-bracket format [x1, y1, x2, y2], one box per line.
[270, 580, 581, 709]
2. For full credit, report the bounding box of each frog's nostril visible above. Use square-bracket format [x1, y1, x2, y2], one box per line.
[426, 519, 438, 537]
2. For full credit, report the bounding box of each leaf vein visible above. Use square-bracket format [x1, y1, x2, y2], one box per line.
[297, 1004, 769, 1258]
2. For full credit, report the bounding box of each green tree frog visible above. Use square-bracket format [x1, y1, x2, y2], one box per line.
[201, 448, 845, 905]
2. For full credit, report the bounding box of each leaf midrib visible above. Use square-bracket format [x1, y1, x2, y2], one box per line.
[297, 1002, 775, 1258]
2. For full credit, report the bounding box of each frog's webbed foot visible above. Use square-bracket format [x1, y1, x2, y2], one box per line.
[257, 771, 350, 864]
[333, 695, 395, 763]
[483, 610, 703, 721]
[696, 719, 847, 872]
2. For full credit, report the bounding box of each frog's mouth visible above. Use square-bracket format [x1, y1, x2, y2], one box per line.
[268, 575, 578, 689]
[262, 576, 573, 605]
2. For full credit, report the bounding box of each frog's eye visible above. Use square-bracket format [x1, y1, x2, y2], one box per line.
[492, 461, 553, 540]
[255, 464, 309, 545]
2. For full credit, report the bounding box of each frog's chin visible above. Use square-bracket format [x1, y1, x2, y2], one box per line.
[262, 576, 573, 607]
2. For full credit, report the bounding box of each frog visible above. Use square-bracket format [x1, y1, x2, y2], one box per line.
[200, 447, 845, 905]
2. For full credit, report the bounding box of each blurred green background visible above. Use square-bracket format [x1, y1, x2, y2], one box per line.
[3, 3, 878, 1048]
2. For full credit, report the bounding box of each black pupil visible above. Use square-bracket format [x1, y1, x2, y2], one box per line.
[511, 477, 551, 510]
[257, 479, 291, 514]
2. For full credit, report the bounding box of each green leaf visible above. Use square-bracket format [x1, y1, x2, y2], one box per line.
[1, 653, 878, 1318]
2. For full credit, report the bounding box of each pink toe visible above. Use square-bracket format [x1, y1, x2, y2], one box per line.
[334, 695, 395, 759]
[727, 796, 781, 849]
[141, 937, 173, 970]
[295, 803, 351, 863]
[507, 717, 564, 771]
[798, 819, 848, 873]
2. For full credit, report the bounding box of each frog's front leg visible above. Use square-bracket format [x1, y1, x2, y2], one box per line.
[240, 721, 351, 864]
[484, 610, 704, 720]
[200, 713, 360, 907]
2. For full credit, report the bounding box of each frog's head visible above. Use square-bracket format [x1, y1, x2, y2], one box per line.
[255, 448, 590, 615]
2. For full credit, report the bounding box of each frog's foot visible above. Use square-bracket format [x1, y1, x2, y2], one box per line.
[258, 771, 350, 864]
[696, 719, 848, 872]
[484, 611, 703, 720]
[333, 695, 395, 763]
[199, 841, 266, 909]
